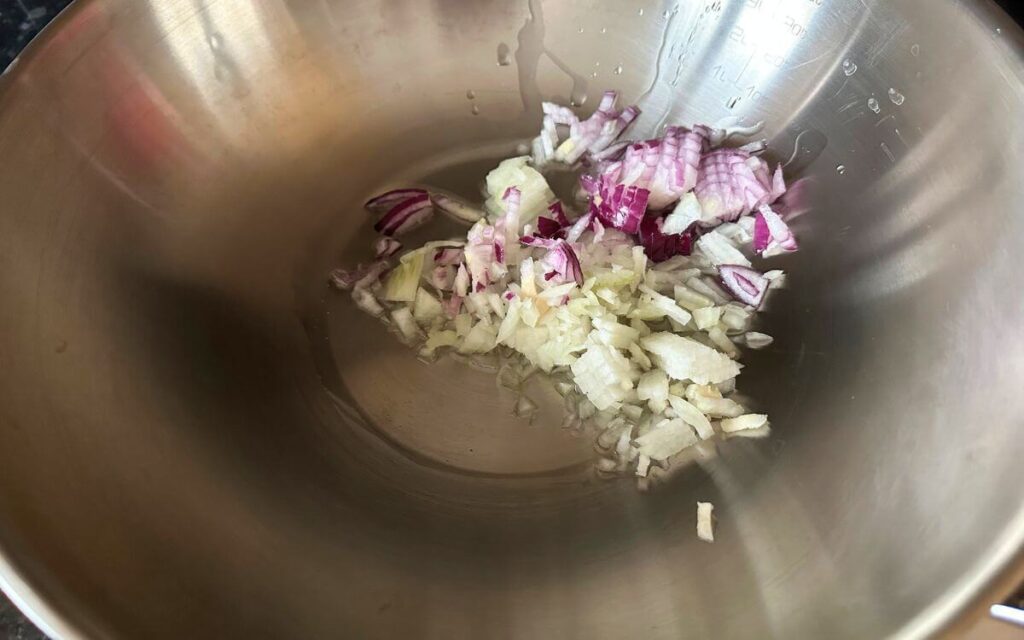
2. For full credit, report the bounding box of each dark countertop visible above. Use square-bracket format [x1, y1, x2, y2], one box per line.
[0, 0, 70, 637]
[1, 0, 70, 70]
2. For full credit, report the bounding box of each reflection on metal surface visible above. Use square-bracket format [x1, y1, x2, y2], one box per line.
[0, 0, 1022, 638]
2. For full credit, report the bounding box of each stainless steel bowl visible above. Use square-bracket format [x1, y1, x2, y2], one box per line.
[0, 0, 1022, 637]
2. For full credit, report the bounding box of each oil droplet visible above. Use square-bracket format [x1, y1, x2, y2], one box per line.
[910, 43, 920, 57]
[496, 42, 512, 66]
[638, 8, 645, 15]
[613, 65, 623, 75]
[836, 164, 846, 175]
[471, 104, 480, 116]
[887, 87, 905, 106]
[841, 59, 857, 76]
[867, 97, 880, 113]
[466, 89, 476, 100]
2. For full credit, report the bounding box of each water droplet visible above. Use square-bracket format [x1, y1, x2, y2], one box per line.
[591, 71, 598, 78]
[867, 97, 880, 113]
[466, 90, 476, 100]
[996, 27, 1002, 34]
[594, 61, 601, 67]
[836, 164, 846, 175]
[570, 92, 588, 107]
[638, 8, 645, 15]
[209, 33, 223, 50]
[662, 9, 671, 18]
[496, 43, 511, 66]
[600, 27, 607, 34]
[613, 65, 623, 75]
[471, 104, 480, 116]
[578, 26, 585, 33]
[841, 59, 857, 76]
[887, 87, 905, 106]
[910, 43, 920, 57]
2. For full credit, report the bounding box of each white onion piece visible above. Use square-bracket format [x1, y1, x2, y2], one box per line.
[696, 501, 715, 542]
[744, 332, 774, 349]
[721, 413, 769, 433]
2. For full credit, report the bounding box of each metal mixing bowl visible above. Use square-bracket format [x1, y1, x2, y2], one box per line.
[0, 0, 1022, 637]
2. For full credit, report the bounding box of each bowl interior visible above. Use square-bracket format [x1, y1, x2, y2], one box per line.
[0, 0, 1022, 638]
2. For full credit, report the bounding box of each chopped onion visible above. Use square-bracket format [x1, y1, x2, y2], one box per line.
[743, 332, 774, 349]
[696, 230, 751, 268]
[641, 332, 741, 385]
[696, 501, 714, 542]
[374, 192, 434, 236]
[365, 188, 428, 213]
[431, 192, 484, 224]
[720, 413, 769, 433]
[754, 205, 798, 255]
[331, 90, 803, 486]
[375, 237, 402, 259]
[719, 265, 769, 307]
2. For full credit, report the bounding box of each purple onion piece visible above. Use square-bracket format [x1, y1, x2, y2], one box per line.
[329, 260, 390, 291]
[365, 188, 428, 214]
[374, 237, 402, 259]
[639, 214, 693, 262]
[374, 193, 433, 236]
[592, 183, 650, 234]
[433, 246, 464, 265]
[719, 264, 769, 307]
[520, 235, 560, 249]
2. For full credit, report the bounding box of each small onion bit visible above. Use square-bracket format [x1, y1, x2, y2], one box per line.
[373, 192, 434, 236]
[719, 264, 769, 307]
[374, 237, 402, 259]
[431, 192, 485, 224]
[754, 205, 798, 255]
[540, 239, 584, 286]
[364, 188, 428, 213]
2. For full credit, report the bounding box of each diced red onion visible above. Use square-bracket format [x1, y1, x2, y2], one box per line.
[365, 188, 428, 214]
[520, 235, 561, 249]
[639, 214, 693, 262]
[535, 201, 572, 238]
[591, 182, 650, 234]
[753, 212, 771, 253]
[375, 237, 402, 258]
[540, 240, 584, 286]
[754, 205, 798, 255]
[329, 260, 390, 291]
[374, 193, 433, 236]
[554, 91, 641, 164]
[548, 201, 570, 225]
[719, 264, 769, 307]
[433, 246, 464, 265]
[535, 216, 565, 238]
[694, 149, 785, 224]
[609, 125, 707, 210]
